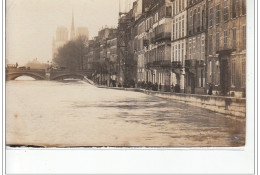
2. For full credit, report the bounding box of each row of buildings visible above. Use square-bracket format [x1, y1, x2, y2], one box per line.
[86, 0, 246, 98]
[86, 27, 118, 86]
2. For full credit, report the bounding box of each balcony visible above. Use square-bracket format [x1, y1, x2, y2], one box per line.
[185, 60, 205, 68]
[146, 60, 171, 69]
[216, 46, 236, 55]
[172, 61, 183, 68]
[185, 60, 197, 68]
[154, 32, 171, 42]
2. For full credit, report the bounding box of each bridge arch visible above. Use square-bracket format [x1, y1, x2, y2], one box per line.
[6, 72, 46, 81]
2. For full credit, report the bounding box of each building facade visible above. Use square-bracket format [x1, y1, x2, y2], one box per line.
[84, 0, 246, 98]
[89, 28, 118, 86]
[171, 0, 188, 92]
[186, 0, 207, 94]
[142, 0, 173, 91]
[207, 0, 246, 97]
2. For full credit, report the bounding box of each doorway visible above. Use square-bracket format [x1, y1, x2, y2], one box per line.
[220, 58, 229, 95]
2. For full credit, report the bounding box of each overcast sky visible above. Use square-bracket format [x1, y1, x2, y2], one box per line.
[6, 0, 134, 65]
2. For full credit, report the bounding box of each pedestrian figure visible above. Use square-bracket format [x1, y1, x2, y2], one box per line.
[171, 84, 174, 92]
[159, 83, 162, 91]
[175, 84, 180, 93]
[154, 82, 158, 91]
[208, 83, 213, 95]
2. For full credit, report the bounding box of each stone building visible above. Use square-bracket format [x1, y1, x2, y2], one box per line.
[171, 0, 188, 93]
[134, 15, 146, 83]
[85, 40, 94, 71]
[207, 0, 246, 97]
[106, 34, 118, 84]
[186, 0, 207, 94]
[90, 27, 118, 85]
[141, 0, 173, 91]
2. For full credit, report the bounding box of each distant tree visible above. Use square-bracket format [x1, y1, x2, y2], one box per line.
[53, 36, 88, 71]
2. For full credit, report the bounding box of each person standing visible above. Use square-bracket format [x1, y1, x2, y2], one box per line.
[208, 83, 213, 95]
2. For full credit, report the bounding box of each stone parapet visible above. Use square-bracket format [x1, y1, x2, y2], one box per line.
[97, 86, 246, 118]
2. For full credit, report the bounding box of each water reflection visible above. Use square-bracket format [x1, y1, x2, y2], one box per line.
[14, 76, 36, 81]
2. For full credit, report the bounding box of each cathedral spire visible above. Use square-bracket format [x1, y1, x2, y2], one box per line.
[70, 10, 75, 40]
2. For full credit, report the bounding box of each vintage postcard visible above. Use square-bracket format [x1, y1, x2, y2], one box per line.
[6, 0, 246, 147]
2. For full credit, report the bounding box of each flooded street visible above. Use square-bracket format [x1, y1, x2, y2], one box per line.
[6, 79, 245, 147]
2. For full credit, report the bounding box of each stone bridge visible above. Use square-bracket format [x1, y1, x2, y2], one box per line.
[6, 69, 92, 81]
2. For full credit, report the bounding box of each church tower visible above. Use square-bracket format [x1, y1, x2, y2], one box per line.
[70, 10, 75, 40]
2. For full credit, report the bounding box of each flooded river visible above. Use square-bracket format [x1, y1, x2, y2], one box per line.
[6, 78, 245, 147]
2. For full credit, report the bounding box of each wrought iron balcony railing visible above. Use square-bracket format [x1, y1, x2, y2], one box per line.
[172, 61, 183, 68]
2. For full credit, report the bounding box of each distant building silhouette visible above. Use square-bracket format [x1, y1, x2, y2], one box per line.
[52, 11, 89, 59]
[70, 11, 76, 40]
[52, 26, 68, 59]
[76, 27, 89, 40]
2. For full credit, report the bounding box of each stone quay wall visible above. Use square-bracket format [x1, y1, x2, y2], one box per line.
[98, 86, 246, 118]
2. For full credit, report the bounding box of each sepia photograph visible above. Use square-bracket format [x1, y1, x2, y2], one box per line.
[6, 0, 246, 148]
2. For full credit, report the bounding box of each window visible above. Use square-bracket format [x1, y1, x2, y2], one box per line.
[178, 44, 180, 61]
[242, 0, 246, 15]
[176, 46, 178, 61]
[216, 4, 220, 24]
[176, 19, 178, 38]
[224, 0, 229, 21]
[179, 17, 181, 37]
[172, 46, 174, 62]
[182, 0, 184, 10]
[172, 19, 175, 40]
[242, 25, 246, 50]
[155, 13, 158, 22]
[201, 35, 205, 60]
[193, 38, 196, 56]
[176, 0, 179, 13]
[241, 58, 246, 87]
[197, 36, 201, 56]
[231, 59, 236, 86]
[166, 6, 172, 17]
[182, 43, 184, 61]
[173, 1, 175, 16]
[216, 33, 220, 51]
[179, 0, 181, 12]
[197, 7, 201, 30]
[212, 60, 215, 83]
[193, 10, 196, 32]
[209, 34, 213, 55]
[209, 8, 213, 27]
[182, 18, 184, 37]
[209, 61, 212, 77]
[190, 11, 193, 34]
[202, 6, 205, 29]
[224, 30, 228, 49]
[201, 69, 204, 87]
[189, 40, 192, 59]
[232, 28, 236, 49]
[231, 0, 237, 18]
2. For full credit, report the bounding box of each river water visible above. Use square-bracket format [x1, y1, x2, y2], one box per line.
[6, 78, 245, 147]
